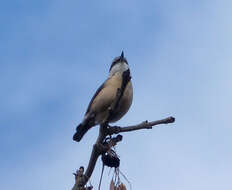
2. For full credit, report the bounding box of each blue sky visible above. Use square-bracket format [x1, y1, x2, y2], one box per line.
[1, 0, 232, 189]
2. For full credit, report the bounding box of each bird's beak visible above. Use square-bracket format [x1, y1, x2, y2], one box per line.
[120, 51, 124, 61]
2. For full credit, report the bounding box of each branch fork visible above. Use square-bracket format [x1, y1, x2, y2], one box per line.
[72, 116, 175, 190]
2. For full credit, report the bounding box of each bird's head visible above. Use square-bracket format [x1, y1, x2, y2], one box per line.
[109, 51, 129, 76]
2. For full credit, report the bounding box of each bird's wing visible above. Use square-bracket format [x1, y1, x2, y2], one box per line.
[85, 80, 106, 114]
[85, 74, 123, 116]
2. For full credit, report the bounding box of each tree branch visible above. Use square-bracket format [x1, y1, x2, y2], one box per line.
[108, 116, 175, 135]
[72, 116, 175, 190]
[85, 125, 122, 180]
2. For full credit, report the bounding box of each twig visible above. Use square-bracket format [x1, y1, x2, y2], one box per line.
[108, 116, 175, 135]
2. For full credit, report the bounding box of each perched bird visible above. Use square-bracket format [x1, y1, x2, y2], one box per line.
[73, 52, 133, 142]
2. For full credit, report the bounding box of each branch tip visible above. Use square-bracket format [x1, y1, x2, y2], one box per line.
[167, 116, 175, 123]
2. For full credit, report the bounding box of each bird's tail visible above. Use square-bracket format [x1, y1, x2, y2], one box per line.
[73, 123, 91, 142]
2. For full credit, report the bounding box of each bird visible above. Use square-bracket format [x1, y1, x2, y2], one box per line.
[73, 51, 133, 142]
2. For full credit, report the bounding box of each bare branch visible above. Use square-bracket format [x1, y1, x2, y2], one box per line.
[108, 116, 175, 135]
[72, 117, 175, 190]
[84, 124, 106, 180]
[85, 134, 123, 179]
[72, 126, 123, 190]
